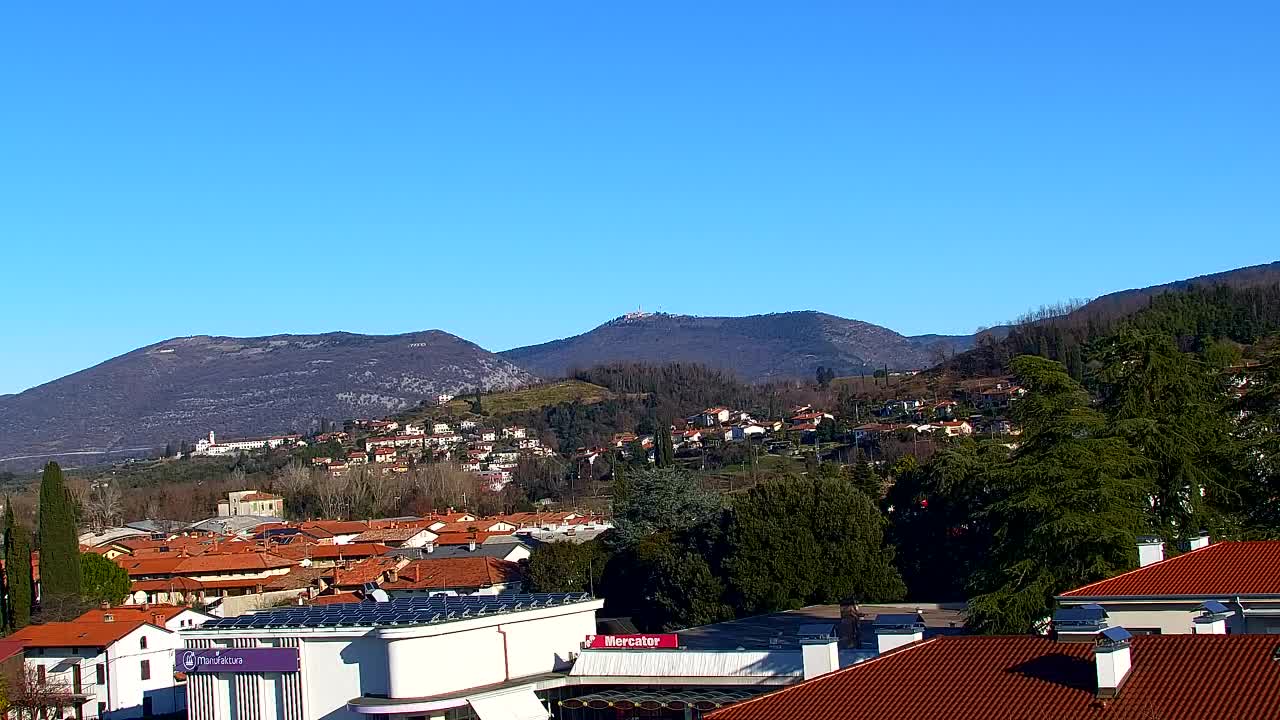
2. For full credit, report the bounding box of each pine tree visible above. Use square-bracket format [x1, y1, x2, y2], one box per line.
[38, 462, 82, 599]
[967, 356, 1150, 634]
[654, 421, 675, 468]
[4, 501, 33, 629]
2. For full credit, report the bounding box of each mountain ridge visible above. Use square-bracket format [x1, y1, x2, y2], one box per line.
[0, 329, 533, 467]
[501, 310, 978, 382]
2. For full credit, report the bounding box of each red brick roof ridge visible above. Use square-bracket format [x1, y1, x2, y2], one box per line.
[1057, 541, 1227, 598]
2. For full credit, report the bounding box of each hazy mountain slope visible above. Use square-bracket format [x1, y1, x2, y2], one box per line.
[0, 331, 533, 465]
[502, 311, 965, 382]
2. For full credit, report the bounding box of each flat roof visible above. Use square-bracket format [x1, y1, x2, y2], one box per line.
[675, 603, 966, 652]
[194, 593, 596, 632]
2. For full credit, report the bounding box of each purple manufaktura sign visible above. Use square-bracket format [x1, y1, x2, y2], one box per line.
[176, 648, 300, 673]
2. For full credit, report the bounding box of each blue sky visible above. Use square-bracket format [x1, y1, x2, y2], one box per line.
[2, 2, 1277, 395]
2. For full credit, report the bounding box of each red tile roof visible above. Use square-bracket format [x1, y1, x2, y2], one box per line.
[241, 492, 282, 502]
[379, 557, 523, 591]
[433, 531, 504, 546]
[309, 591, 361, 606]
[301, 520, 371, 535]
[274, 542, 391, 561]
[707, 635, 1280, 720]
[353, 527, 433, 544]
[8, 620, 157, 648]
[130, 577, 205, 592]
[174, 553, 296, 574]
[77, 605, 192, 624]
[1059, 541, 1280, 598]
[333, 557, 404, 587]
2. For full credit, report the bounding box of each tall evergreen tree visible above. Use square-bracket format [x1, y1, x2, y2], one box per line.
[654, 422, 675, 468]
[967, 356, 1149, 634]
[4, 501, 33, 629]
[38, 462, 81, 600]
[1095, 332, 1238, 540]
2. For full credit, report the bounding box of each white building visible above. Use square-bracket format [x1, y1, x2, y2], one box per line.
[217, 490, 285, 518]
[10, 606, 211, 720]
[181, 593, 603, 720]
[193, 431, 302, 457]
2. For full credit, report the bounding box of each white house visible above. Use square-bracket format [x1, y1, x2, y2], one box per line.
[217, 490, 284, 518]
[11, 612, 197, 720]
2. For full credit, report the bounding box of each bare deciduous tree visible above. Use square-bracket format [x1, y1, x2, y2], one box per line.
[86, 480, 123, 530]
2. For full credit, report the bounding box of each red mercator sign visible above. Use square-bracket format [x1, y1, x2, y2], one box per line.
[585, 634, 679, 649]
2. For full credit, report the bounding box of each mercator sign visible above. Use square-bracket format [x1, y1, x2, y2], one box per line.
[584, 634, 679, 649]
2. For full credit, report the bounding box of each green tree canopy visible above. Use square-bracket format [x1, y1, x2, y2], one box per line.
[724, 477, 906, 615]
[967, 356, 1150, 634]
[1095, 332, 1239, 540]
[525, 540, 608, 594]
[4, 503, 33, 630]
[610, 467, 721, 546]
[80, 552, 131, 605]
[38, 462, 81, 599]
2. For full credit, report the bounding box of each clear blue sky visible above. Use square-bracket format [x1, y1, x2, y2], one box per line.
[2, 2, 1277, 395]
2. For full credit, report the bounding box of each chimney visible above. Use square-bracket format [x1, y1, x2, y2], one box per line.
[468, 539, 477, 552]
[1136, 536, 1164, 567]
[873, 613, 924, 654]
[388, 568, 399, 583]
[425, 542, 435, 554]
[1094, 627, 1134, 698]
[103, 613, 114, 623]
[100, 601, 111, 609]
[1187, 532, 1211, 552]
[838, 601, 861, 648]
[798, 624, 840, 679]
[1192, 600, 1233, 635]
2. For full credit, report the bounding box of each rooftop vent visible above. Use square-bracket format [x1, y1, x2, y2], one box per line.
[1136, 536, 1164, 567]
[1193, 600, 1234, 635]
[1053, 604, 1108, 641]
[873, 613, 925, 654]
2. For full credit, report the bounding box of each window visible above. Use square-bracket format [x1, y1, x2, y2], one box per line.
[140, 660, 150, 680]
[139, 636, 148, 650]
[96, 664, 105, 685]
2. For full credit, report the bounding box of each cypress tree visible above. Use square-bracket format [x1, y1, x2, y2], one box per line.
[4, 501, 33, 629]
[38, 461, 81, 599]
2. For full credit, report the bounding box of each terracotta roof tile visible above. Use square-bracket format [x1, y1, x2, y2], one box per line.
[77, 605, 191, 624]
[309, 591, 361, 606]
[379, 557, 523, 591]
[9, 620, 155, 648]
[707, 635, 1280, 720]
[433, 531, 504, 546]
[1059, 541, 1280, 598]
[274, 542, 391, 561]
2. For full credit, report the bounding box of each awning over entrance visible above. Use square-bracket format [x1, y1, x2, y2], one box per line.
[559, 689, 761, 711]
[469, 688, 550, 720]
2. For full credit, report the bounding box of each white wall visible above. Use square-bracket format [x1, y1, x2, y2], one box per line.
[24, 624, 186, 720]
[301, 638, 389, 720]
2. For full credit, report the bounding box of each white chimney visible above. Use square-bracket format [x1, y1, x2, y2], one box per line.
[468, 539, 477, 552]
[1136, 536, 1164, 567]
[1187, 532, 1211, 552]
[1192, 600, 1233, 635]
[873, 613, 924, 655]
[425, 542, 436, 554]
[1094, 627, 1133, 698]
[798, 624, 840, 680]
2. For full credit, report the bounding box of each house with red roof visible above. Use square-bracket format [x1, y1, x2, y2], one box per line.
[377, 557, 525, 597]
[9, 614, 190, 719]
[1056, 536, 1280, 634]
[351, 526, 437, 549]
[706, 631, 1280, 720]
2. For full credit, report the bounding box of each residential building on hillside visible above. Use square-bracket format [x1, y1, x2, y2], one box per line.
[193, 430, 303, 457]
[217, 490, 284, 518]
